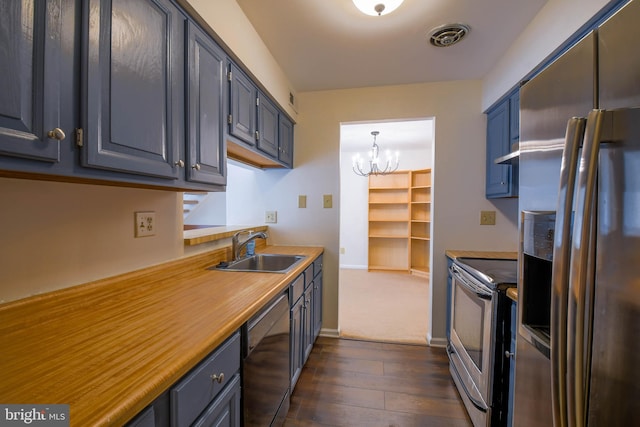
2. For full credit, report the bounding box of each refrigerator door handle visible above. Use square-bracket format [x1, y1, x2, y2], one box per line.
[551, 117, 586, 427]
[567, 109, 605, 427]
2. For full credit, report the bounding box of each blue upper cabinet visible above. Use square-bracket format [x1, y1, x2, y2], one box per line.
[486, 91, 519, 199]
[0, 0, 64, 162]
[228, 63, 257, 146]
[256, 92, 279, 158]
[82, 0, 184, 179]
[278, 115, 294, 167]
[186, 21, 226, 186]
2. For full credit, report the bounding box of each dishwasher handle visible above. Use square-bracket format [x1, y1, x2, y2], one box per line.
[246, 292, 289, 357]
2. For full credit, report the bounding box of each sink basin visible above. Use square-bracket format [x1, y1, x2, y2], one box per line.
[211, 254, 306, 273]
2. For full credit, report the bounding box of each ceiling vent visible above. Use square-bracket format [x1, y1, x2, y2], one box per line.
[428, 23, 470, 47]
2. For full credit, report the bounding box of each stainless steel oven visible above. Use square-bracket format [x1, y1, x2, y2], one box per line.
[448, 258, 516, 427]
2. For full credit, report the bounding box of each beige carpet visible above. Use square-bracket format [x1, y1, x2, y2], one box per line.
[339, 268, 429, 345]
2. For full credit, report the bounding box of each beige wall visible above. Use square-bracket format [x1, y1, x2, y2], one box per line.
[185, 0, 298, 119]
[294, 81, 519, 342]
[0, 178, 182, 303]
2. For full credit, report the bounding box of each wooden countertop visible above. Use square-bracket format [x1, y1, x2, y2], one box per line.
[445, 250, 518, 260]
[0, 245, 323, 426]
[507, 287, 518, 302]
[183, 224, 268, 246]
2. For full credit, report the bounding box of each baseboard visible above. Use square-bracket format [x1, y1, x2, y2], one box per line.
[319, 328, 339, 338]
[427, 334, 447, 348]
[339, 264, 367, 270]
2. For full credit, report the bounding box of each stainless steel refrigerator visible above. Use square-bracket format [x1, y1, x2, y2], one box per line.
[515, 0, 640, 426]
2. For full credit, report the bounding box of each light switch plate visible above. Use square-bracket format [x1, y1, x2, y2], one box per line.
[265, 211, 277, 223]
[323, 194, 333, 209]
[480, 210, 496, 225]
[135, 212, 156, 237]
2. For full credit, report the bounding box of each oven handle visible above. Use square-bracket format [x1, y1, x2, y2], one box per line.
[446, 344, 489, 413]
[450, 264, 493, 300]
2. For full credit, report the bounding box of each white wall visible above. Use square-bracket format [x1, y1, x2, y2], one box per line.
[339, 142, 433, 269]
[294, 81, 519, 340]
[0, 178, 182, 303]
[185, 0, 297, 119]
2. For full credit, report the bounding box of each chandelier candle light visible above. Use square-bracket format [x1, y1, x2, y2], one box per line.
[352, 131, 400, 177]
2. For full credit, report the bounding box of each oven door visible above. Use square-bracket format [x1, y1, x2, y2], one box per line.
[448, 263, 495, 420]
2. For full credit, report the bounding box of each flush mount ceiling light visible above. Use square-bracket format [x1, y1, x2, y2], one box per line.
[352, 131, 400, 177]
[352, 0, 404, 16]
[428, 23, 471, 47]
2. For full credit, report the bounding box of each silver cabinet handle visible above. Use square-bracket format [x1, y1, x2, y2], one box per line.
[210, 372, 225, 383]
[47, 128, 66, 141]
[505, 350, 514, 358]
[174, 160, 185, 168]
[192, 163, 201, 170]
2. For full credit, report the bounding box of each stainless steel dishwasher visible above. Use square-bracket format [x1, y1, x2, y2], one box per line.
[243, 291, 290, 426]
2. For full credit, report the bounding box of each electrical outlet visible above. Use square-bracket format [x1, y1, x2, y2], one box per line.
[480, 210, 496, 225]
[135, 212, 156, 237]
[298, 195, 307, 208]
[265, 211, 277, 223]
[323, 194, 333, 209]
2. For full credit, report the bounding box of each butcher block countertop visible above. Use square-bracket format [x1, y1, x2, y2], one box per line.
[0, 245, 323, 426]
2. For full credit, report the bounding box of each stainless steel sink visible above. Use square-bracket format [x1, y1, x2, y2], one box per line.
[211, 254, 306, 273]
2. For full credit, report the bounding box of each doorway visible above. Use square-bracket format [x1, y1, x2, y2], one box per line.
[338, 119, 434, 345]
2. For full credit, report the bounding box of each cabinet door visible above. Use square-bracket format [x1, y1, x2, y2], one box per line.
[302, 286, 314, 364]
[256, 93, 279, 158]
[485, 100, 512, 198]
[228, 63, 256, 145]
[509, 91, 520, 144]
[290, 298, 303, 389]
[0, 0, 63, 162]
[278, 115, 294, 167]
[312, 271, 323, 340]
[446, 257, 453, 341]
[193, 374, 241, 427]
[186, 21, 226, 186]
[83, 0, 183, 179]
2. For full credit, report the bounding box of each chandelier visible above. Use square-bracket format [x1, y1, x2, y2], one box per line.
[352, 0, 405, 16]
[352, 131, 400, 177]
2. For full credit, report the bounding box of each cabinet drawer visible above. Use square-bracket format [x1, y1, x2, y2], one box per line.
[171, 332, 240, 427]
[192, 373, 241, 427]
[127, 405, 155, 427]
[313, 255, 323, 278]
[290, 274, 304, 304]
[304, 265, 314, 289]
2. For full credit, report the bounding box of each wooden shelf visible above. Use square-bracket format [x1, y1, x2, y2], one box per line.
[368, 171, 410, 271]
[410, 169, 431, 277]
[367, 169, 431, 276]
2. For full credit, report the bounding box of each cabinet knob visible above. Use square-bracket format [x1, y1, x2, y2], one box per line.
[192, 163, 201, 170]
[505, 350, 514, 359]
[210, 372, 225, 383]
[174, 160, 185, 168]
[47, 128, 66, 141]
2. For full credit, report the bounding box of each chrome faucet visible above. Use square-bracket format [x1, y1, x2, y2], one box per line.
[232, 230, 268, 261]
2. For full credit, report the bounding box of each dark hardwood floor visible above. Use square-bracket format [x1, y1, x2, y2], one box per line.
[285, 337, 472, 427]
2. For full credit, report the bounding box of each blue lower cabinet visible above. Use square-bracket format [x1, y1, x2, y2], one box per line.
[171, 332, 241, 427]
[192, 374, 241, 427]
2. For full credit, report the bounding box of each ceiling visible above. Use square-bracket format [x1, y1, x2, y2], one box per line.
[236, 0, 548, 93]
